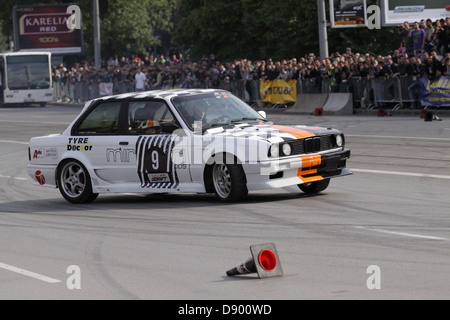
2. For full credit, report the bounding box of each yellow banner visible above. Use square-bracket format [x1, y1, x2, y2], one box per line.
[260, 79, 297, 104]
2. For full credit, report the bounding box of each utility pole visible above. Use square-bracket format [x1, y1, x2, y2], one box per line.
[93, 0, 101, 70]
[317, 0, 329, 59]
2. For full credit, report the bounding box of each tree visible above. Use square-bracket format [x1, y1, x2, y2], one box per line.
[173, 0, 398, 61]
[101, 0, 175, 57]
[0, 23, 9, 52]
[173, 0, 245, 59]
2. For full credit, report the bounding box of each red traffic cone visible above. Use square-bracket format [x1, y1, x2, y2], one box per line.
[315, 108, 323, 116]
[420, 109, 427, 119]
[226, 243, 283, 279]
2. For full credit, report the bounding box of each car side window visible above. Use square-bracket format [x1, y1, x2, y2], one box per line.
[128, 100, 178, 135]
[76, 101, 122, 135]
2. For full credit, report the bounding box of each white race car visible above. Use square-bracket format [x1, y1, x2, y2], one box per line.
[28, 89, 351, 203]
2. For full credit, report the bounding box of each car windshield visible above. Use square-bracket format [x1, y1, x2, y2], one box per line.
[171, 91, 266, 132]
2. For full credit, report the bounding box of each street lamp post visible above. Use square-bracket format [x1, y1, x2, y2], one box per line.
[93, 0, 101, 70]
[317, 0, 329, 59]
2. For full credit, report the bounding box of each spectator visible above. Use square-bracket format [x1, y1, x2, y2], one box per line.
[424, 19, 435, 53]
[436, 19, 449, 56]
[134, 67, 146, 92]
[410, 22, 426, 56]
[398, 41, 408, 58]
[396, 22, 414, 56]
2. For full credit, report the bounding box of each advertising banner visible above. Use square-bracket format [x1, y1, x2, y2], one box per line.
[330, 0, 367, 28]
[260, 80, 297, 105]
[420, 75, 450, 107]
[13, 4, 83, 54]
[380, 0, 450, 27]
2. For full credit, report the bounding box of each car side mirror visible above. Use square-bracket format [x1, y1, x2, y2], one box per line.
[258, 110, 267, 119]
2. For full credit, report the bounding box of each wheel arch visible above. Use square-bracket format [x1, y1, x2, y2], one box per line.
[56, 155, 94, 187]
[203, 152, 246, 194]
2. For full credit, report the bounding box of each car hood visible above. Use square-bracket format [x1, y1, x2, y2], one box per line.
[203, 122, 341, 143]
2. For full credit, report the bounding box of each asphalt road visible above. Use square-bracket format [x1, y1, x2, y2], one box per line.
[1, 103, 450, 300]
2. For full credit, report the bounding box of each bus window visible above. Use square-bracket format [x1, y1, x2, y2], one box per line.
[0, 57, 3, 103]
[6, 55, 51, 90]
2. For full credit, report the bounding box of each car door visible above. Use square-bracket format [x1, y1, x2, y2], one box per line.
[72, 100, 126, 183]
[118, 100, 191, 189]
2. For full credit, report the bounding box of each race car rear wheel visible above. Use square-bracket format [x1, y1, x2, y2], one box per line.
[212, 163, 248, 202]
[298, 179, 330, 194]
[58, 160, 98, 204]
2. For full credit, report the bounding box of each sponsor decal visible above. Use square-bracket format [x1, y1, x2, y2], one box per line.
[33, 147, 58, 159]
[106, 148, 136, 163]
[33, 148, 44, 159]
[148, 173, 171, 183]
[35, 170, 45, 185]
[67, 137, 93, 151]
[45, 147, 58, 159]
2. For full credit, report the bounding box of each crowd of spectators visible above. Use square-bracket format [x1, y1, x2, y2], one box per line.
[52, 17, 450, 104]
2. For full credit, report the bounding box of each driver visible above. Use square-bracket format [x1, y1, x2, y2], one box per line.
[184, 100, 206, 130]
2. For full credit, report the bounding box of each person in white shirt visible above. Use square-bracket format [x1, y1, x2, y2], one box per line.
[134, 68, 146, 92]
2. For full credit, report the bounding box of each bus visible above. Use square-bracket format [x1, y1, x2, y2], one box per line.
[0, 51, 53, 107]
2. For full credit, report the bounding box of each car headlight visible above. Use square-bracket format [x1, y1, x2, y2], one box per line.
[270, 144, 279, 158]
[282, 143, 292, 156]
[336, 134, 344, 147]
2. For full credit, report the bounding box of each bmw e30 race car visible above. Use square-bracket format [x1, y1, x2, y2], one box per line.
[27, 89, 351, 203]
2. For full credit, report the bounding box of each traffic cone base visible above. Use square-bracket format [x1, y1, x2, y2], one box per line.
[226, 243, 283, 279]
[315, 108, 323, 116]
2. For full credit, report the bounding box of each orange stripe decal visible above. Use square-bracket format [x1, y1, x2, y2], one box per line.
[271, 125, 315, 140]
[297, 155, 323, 183]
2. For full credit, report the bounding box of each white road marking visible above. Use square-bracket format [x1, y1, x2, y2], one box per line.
[0, 139, 29, 145]
[0, 262, 61, 284]
[346, 134, 450, 142]
[351, 168, 450, 180]
[355, 226, 449, 241]
[0, 175, 28, 181]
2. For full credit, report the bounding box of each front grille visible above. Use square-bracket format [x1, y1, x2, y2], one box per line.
[286, 135, 336, 156]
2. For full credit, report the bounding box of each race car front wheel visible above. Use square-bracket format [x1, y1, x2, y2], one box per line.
[212, 163, 248, 202]
[298, 179, 330, 194]
[58, 160, 98, 204]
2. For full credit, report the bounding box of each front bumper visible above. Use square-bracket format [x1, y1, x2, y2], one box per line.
[244, 148, 351, 191]
[296, 148, 351, 183]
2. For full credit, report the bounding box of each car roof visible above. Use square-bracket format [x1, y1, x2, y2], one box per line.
[92, 89, 225, 103]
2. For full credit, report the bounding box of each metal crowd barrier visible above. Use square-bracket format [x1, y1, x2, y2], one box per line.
[52, 76, 420, 110]
[52, 79, 264, 105]
[300, 76, 420, 110]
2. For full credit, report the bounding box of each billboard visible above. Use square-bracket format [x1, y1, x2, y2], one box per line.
[380, 0, 450, 27]
[330, 0, 367, 28]
[13, 4, 83, 55]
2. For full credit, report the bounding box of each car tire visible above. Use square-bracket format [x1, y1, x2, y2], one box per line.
[58, 160, 98, 204]
[298, 179, 330, 194]
[212, 163, 248, 202]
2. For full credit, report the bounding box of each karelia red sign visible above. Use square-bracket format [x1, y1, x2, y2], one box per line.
[13, 4, 83, 54]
